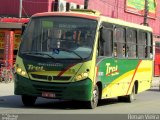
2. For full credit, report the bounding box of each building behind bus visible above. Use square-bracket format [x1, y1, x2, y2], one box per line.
[0, 0, 160, 76]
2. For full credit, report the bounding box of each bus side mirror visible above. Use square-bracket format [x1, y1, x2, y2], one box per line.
[100, 27, 106, 42]
[21, 23, 27, 35]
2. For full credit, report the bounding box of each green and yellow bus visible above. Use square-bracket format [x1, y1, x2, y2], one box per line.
[14, 10, 153, 109]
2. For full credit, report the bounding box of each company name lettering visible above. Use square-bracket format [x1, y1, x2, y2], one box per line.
[106, 63, 119, 76]
[28, 65, 45, 71]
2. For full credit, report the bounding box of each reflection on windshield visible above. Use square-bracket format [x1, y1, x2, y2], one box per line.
[20, 17, 97, 59]
[21, 52, 55, 60]
[51, 48, 84, 60]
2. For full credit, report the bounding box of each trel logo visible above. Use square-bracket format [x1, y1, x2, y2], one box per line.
[106, 63, 119, 76]
[28, 64, 45, 71]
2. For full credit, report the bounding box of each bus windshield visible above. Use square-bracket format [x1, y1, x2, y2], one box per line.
[19, 17, 97, 59]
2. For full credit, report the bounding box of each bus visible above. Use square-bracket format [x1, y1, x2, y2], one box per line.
[14, 9, 153, 109]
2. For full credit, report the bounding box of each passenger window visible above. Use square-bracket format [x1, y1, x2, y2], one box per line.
[114, 28, 126, 58]
[126, 29, 137, 58]
[146, 33, 153, 58]
[138, 31, 146, 58]
[99, 26, 113, 57]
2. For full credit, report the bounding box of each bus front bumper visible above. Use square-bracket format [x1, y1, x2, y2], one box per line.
[14, 74, 92, 101]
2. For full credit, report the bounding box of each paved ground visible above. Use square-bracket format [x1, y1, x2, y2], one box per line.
[0, 86, 160, 114]
[0, 77, 160, 120]
[152, 77, 160, 88]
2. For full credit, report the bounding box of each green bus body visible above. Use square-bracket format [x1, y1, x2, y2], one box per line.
[14, 10, 153, 109]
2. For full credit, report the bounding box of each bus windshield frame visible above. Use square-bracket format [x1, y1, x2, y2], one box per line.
[19, 16, 98, 60]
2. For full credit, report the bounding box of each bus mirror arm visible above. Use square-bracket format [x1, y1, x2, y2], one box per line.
[100, 27, 107, 43]
[21, 23, 28, 35]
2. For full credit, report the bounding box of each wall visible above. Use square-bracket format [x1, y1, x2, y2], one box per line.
[0, 0, 53, 17]
[88, 0, 160, 36]
[0, 0, 159, 36]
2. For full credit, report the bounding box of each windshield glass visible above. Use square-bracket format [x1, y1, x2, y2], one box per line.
[20, 17, 97, 59]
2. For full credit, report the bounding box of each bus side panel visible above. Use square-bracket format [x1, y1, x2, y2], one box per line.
[96, 58, 152, 99]
[134, 60, 153, 93]
[97, 58, 138, 99]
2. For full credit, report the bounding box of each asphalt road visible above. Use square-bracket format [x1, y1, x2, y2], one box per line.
[0, 81, 160, 114]
[0, 91, 160, 114]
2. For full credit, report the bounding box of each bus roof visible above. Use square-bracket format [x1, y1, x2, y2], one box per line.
[100, 16, 152, 32]
[32, 11, 99, 20]
[32, 9, 152, 32]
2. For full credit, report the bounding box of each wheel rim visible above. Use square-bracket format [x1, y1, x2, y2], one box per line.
[92, 88, 98, 106]
[130, 92, 134, 100]
[130, 86, 135, 101]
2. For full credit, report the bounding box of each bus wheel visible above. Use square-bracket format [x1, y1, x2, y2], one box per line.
[22, 95, 37, 106]
[86, 85, 99, 109]
[126, 85, 136, 102]
[118, 85, 136, 102]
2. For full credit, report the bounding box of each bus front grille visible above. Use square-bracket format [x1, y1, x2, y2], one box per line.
[31, 74, 71, 81]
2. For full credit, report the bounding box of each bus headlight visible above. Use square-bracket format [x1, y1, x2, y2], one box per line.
[82, 72, 89, 78]
[21, 71, 26, 76]
[16, 67, 27, 77]
[76, 72, 89, 81]
[17, 68, 22, 73]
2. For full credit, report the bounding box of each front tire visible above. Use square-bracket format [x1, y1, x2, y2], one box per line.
[86, 85, 99, 109]
[22, 95, 37, 107]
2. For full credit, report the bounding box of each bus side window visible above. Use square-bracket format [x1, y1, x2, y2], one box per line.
[114, 28, 125, 58]
[99, 27, 113, 57]
[147, 33, 153, 58]
[126, 29, 137, 58]
[138, 31, 146, 58]
[145, 32, 153, 58]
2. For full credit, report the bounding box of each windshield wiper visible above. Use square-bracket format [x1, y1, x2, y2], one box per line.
[52, 48, 84, 60]
[21, 52, 55, 59]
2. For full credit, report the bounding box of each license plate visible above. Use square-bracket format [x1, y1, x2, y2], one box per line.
[42, 92, 55, 98]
